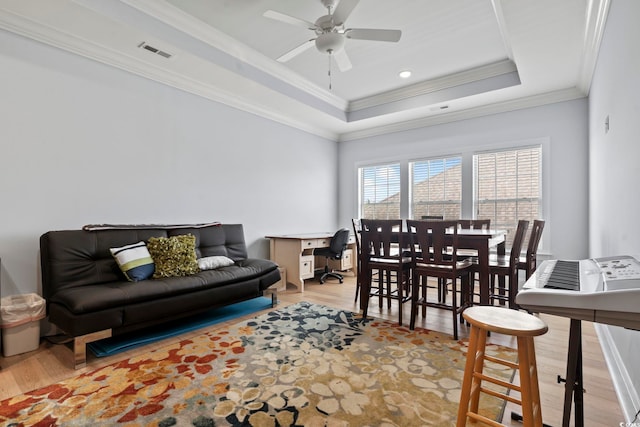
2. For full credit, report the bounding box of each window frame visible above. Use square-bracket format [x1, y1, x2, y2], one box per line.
[354, 138, 550, 253]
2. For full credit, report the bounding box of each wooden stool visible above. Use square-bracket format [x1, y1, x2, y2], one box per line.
[456, 306, 548, 427]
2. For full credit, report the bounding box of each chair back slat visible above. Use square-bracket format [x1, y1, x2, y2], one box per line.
[456, 219, 472, 229]
[456, 219, 490, 230]
[509, 220, 530, 271]
[407, 220, 460, 268]
[526, 220, 545, 258]
[471, 219, 491, 230]
[361, 219, 403, 261]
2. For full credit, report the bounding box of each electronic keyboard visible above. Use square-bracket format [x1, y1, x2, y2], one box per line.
[516, 255, 640, 329]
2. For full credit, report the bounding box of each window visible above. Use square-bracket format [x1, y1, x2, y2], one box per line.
[356, 144, 544, 251]
[410, 157, 462, 219]
[359, 163, 401, 219]
[474, 146, 541, 245]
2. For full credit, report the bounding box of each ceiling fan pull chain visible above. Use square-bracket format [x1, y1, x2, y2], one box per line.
[328, 54, 332, 90]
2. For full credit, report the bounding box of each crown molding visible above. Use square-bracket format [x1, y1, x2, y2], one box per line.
[490, 0, 514, 60]
[118, 0, 348, 111]
[0, 6, 339, 141]
[577, 0, 611, 95]
[339, 87, 585, 142]
[348, 59, 517, 113]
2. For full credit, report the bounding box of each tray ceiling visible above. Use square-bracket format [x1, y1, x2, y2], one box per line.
[0, 0, 609, 141]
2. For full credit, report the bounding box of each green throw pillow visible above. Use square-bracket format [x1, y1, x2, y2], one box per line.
[147, 234, 200, 278]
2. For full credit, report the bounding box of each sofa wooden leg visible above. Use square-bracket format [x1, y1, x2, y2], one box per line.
[73, 329, 112, 369]
[264, 289, 278, 307]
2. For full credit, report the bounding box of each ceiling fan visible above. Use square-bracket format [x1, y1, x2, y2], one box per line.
[263, 0, 402, 72]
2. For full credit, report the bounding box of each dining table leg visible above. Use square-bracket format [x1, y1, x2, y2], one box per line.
[360, 260, 370, 315]
[477, 244, 490, 305]
[473, 239, 506, 306]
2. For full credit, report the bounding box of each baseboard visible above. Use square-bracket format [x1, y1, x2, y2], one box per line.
[595, 323, 640, 422]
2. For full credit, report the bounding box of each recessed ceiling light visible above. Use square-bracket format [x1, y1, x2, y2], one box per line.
[398, 70, 412, 79]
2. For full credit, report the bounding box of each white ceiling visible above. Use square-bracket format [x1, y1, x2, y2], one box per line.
[0, 0, 609, 141]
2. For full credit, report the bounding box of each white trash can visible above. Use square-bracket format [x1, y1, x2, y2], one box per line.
[0, 293, 46, 357]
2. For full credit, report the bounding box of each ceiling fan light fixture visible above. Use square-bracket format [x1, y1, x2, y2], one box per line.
[399, 70, 412, 79]
[264, 0, 401, 72]
[315, 32, 345, 54]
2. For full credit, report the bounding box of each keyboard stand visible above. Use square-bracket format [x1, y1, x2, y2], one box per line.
[511, 320, 584, 427]
[561, 319, 584, 427]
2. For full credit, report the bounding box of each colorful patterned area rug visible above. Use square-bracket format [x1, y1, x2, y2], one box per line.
[0, 302, 516, 426]
[88, 296, 274, 357]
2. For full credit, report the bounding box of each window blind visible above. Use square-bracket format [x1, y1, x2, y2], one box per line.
[410, 157, 462, 219]
[360, 163, 401, 219]
[474, 146, 542, 245]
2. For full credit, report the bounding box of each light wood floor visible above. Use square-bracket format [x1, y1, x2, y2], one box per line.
[0, 275, 623, 426]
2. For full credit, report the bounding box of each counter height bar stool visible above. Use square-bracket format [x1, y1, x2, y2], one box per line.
[360, 219, 412, 326]
[457, 306, 548, 427]
[456, 219, 491, 231]
[438, 219, 492, 304]
[406, 219, 473, 340]
[470, 219, 529, 309]
[352, 218, 380, 306]
[352, 218, 363, 303]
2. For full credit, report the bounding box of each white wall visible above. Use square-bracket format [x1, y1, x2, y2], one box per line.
[588, 0, 640, 420]
[338, 98, 589, 261]
[0, 29, 338, 298]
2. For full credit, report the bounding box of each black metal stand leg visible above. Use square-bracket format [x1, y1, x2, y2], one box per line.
[510, 411, 553, 427]
[561, 319, 584, 427]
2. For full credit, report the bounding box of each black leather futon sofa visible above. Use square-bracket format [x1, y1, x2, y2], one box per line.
[40, 223, 280, 368]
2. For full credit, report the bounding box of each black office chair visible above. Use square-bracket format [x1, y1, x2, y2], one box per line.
[314, 228, 351, 284]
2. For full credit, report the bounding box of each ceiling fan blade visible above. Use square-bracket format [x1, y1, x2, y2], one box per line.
[263, 10, 316, 30]
[332, 0, 360, 26]
[276, 39, 316, 62]
[332, 48, 352, 72]
[345, 28, 402, 42]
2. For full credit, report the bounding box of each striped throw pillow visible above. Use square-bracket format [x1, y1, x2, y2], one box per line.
[110, 241, 155, 282]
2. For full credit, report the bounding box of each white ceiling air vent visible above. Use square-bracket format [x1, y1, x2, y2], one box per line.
[137, 42, 173, 59]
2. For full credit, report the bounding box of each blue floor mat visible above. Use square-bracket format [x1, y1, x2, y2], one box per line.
[87, 296, 274, 357]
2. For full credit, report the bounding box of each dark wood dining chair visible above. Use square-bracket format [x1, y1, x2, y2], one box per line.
[473, 219, 529, 309]
[470, 219, 491, 230]
[352, 218, 362, 303]
[452, 219, 492, 299]
[517, 220, 545, 279]
[456, 219, 490, 230]
[352, 218, 379, 305]
[360, 219, 412, 325]
[406, 219, 473, 339]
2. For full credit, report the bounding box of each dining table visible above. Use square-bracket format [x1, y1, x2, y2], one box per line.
[359, 227, 507, 309]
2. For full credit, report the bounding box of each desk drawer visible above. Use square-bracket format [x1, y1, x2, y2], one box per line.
[341, 249, 353, 270]
[328, 249, 353, 271]
[301, 238, 330, 249]
[300, 255, 314, 279]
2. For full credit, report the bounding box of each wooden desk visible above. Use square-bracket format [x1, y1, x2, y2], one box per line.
[266, 233, 356, 292]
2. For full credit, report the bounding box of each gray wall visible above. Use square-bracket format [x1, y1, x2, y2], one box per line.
[338, 98, 590, 261]
[588, 0, 640, 420]
[0, 29, 337, 299]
